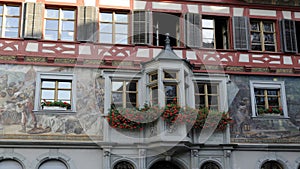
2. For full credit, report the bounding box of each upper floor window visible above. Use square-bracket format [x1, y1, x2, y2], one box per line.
[44, 8, 75, 41]
[202, 17, 229, 49]
[111, 80, 137, 108]
[34, 73, 76, 113]
[250, 81, 288, 117]
[194, 83, 219, 110]
[163, 70, 179, 104]
[99, 11, 128, 44]
[0, 4, 20, 38]
[250, 20, 276, 52]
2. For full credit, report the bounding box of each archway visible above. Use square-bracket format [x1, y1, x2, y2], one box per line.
[261, 161, 283, 169]
[113, 161, 135, 169]
[149, 161, 181, 169]
[201, 161, 220, 169]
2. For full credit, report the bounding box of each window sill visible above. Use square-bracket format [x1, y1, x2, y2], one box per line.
[33, 110, 76, 115]
[252, 115, 289, 119]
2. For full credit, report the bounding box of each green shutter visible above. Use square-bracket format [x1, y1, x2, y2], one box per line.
[233, 16, 250, 50]
[281, 19, 297, 53]
[23, 2, 43, 39]
[132, 11, 151, 45]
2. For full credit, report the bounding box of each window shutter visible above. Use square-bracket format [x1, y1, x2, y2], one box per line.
[23, 2, 43, 39]
[281, 19, 297, 53]
[77, 6, 97, 42]
[132, 11, 151, 45]
[233, 16, 250, 50]
[184, 13, 201, 48]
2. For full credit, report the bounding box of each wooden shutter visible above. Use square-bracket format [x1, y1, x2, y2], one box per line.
[233, 16, 250, 50]
[281, 19, 297, 53]
[77, 6, 98, 42]
[132, 11, 151, 45]
[23, 2, 43, 39]
[184, 13, 201, 48]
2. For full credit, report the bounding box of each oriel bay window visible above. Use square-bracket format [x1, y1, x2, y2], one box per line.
[194, 83, 219, 110]
[111, 80, 137, 108]
[250, 20, 276, 52]
[44, 8, 75, 41]
[99, 11, 128, 44]
[0, 4, 20, 38]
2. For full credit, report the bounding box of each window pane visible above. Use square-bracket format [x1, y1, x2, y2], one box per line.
[39, 160, 67, 169]
[208, 85, 218, 94]
[42, 90, 55, 99]
[255, 89, 264, 95]
[165, 85, 177, 98]
[4, 28, 18, 38]
[62, 10, 74, 19]
[263, 22, 273, 32]
[0, 17, 2, 26]
[6, 18, 19, 28]
[151, 86, 158, 105]
[126, 81, 136, 91]
[0, 6, 3, 14]
[42, 81, 55, 88]
[46, 9, 59, 18]
[99, 33, 112, 43]
[264, 33, 274, 43]
[115, 24, 128, 34]
[45, 20, 58, 30]
[45, 30, 58, 40]
[6, 6, 19, 16]
[115, 14, 128, 23]
[112, 92, 123, 103]
[58, 82, 71, 89]
[202, 29, 214, 40]
[112, 81, 123, 92]
[62, 21, 74, 31]
[100, 23, 112, 33]
[202, 19, 214, 28]
[58, 90, 71, 100]
[115, 34, 128, 44]
[195, 84, 205, 94]
[251, 32, 261, 42]
[61, 31, 74, 41]
[265, 45, 275, 51]
[0, 160, 22, 169]
[100, 13, 112, 22]
[251, 22, 260, 31]
[126, 93, 137, 105]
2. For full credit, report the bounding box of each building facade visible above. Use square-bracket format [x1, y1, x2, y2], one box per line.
[0, 0, 299, 168]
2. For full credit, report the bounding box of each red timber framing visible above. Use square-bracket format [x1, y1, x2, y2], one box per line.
[0, 0, 300, 76]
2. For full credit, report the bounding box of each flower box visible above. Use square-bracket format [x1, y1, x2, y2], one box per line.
[42, 106, 67, 110]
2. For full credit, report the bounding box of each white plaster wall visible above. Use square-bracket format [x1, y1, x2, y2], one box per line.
[233, 8, 244, 16]
[45, 0, 77, 3]
[202, 5, 230, 14]
[84, 0, 96, 6]
[187, 5, 199, 13]
[134, 0, 147, 10]
[249, 9, 276, 16]
[294, 12, 300, 19]
[282, 11, 292, 19]
[99, 0, 130, 7]
[152, 2, 181, 10]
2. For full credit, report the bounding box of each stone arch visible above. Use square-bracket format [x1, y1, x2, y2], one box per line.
[0, 150, 30, 168]
[148, 157, 188, 169]
[199, 160, 223, 169]
[255, 153, 291, 169]
[294, 157, 300, 169]
[33, 150, 76, 169]
[112, 160, 136, 169]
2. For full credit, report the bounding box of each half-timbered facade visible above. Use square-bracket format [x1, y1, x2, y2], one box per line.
[0, 0, 299, 169]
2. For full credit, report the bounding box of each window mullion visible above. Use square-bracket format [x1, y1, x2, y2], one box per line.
[260, 21, 265, 51]
[2, 5, 6, 37]
[112, 12, 115, 43]
[55, 81, 59, 101]
[58, 8, 62, 40]
[204, 84, 209, 108]
[123, 81, 126, 108]
[264, 89, 269, 108]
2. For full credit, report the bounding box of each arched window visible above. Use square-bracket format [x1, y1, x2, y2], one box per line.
[261, 161, 283, 169]
[113, 161, 134, 169]
[39, 160, 67, 169]
[149, 161, 180, 169]
[0, 160, 23, 169]
[201, 161, 220, 169]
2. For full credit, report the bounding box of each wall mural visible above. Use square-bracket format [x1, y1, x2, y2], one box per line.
[229, 75, 300, 143]
[0, 65, 103, 141]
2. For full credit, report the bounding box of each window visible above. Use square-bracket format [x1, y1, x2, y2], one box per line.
[34, 73, 76, 112]
[261, 161, 283, 169]
[194, 83, 219, 110]
[113, 161, 134, 169]
[39, 160, 67, 169]
[0, 4, 20, 38]
[0, 160, 23, 169]
[202, 17, 229, 49]
[148, 71, 158, 105]
[250, 81, 288, 117]
[201, 161, 220, 169]
[250, 20, 276, 52]
[111, 80, 137, 108]
[163, 70, 178, 104]
[153, 12, 180, 47]
[99, 11, 128, 44]
[44, 8, 75, 41]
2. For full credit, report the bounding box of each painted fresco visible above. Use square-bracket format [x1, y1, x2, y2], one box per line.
[229, 75, 300, 143]
[0, 65, 103, 141]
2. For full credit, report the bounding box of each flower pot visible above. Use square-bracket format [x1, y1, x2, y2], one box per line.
[43, 106, 67, 110]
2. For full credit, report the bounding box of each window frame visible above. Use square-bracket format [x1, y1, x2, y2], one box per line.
[0, 3, 21, 38]
[194, 82, 220, 110]
[34, 72, 76, 113]
[250, 81, 288, 118]
[99, 10, 129, 44]
[250, 19, 277, 52]
[44, 7, 76, 41]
